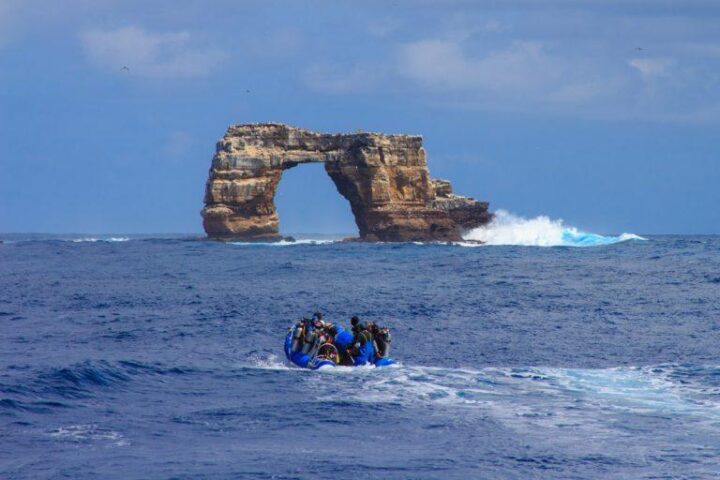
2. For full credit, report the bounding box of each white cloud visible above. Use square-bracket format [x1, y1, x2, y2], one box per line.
[80, 26, 226, 78]
[396, 39, 618, 108]
[301, 39, 616, 111]
[398, 40, 565, 94]
[628, 57, 674, 77]
[298, 28, 720, 122]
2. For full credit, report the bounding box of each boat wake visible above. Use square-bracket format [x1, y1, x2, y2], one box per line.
[305, 363, 720, 426]
[461, 210, 646, 247]
[244, 353, 720, 423]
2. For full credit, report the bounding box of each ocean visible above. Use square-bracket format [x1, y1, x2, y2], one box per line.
[1, 226, 720, 478]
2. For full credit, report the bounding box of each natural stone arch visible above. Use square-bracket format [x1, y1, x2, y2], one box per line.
[202, 123, 491, 242]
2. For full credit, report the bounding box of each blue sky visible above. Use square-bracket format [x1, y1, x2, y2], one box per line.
[1, 0, 718, 234]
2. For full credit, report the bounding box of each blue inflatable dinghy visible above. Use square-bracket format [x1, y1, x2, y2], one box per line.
[284, 323, 395, 369]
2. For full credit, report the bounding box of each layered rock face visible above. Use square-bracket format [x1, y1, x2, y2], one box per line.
[202, 123, 491, 241]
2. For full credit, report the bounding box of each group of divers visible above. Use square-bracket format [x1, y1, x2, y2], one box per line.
[284, 312, 394, 369]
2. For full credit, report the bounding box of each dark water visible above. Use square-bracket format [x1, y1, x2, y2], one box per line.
[1, 235, 719, 479]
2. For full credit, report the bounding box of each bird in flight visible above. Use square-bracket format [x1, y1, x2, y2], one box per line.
[635, 47, 644, 51]
[121, 66, 130, 72]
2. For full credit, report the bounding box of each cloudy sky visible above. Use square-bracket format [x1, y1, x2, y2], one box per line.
[1, 0, 718, 234]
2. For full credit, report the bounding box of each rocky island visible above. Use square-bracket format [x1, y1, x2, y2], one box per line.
[201, 123, 491, 242]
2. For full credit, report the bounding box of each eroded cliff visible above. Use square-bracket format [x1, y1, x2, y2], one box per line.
[202, 124, 491, 241]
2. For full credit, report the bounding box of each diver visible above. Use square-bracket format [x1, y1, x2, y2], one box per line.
[345, 316, 373, 364]
[306, 311, 341, 359]
[350, 316, 370, 347]
[313, 312, 329, 332]
[350, 316, 366, 336]
[309, 322, 331, 358]
[325, 324, 338, 344]
[314, 324, 340, 364]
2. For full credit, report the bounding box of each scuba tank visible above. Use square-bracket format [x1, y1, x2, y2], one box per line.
[290, 322, 304, 352]
[301, 319, 316, 354]
[308, 333, 323, 358]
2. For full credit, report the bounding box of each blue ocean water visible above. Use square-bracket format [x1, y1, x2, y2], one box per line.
[1, 234, 720, 479]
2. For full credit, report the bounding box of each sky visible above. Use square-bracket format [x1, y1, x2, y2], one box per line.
[1, 0, 719, 235]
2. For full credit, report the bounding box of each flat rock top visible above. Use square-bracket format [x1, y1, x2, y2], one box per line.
[226, 123, 422, 141]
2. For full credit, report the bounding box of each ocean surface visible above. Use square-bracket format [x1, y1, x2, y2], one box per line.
[1, 227, 720, 479]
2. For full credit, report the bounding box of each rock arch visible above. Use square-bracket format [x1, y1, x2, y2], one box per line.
[202, 123, 491, 241]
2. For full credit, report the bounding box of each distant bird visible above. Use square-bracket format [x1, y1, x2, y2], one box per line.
[245, 89, 250, 93]
[121, 66, 130, 72]
[635, 47, 644, 51]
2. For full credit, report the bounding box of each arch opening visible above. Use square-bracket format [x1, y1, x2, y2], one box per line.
[274, 163, 359, 239]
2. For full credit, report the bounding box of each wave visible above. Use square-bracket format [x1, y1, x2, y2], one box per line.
[227, 239, 335, 247]
[47, 424, 129, 446]
[0, 236, 133, 244]
[71, 237, 131, 243]
[461, 210, 646, 247]
[0, 360, 196, 406]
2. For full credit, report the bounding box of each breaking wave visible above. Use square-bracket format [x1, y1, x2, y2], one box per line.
[461, 210, 646, 247]
[71, 237, 131, 243]
[47, 424, 129, 447]
[227, 239, 335, 247]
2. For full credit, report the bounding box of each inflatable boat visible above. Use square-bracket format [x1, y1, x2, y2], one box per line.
[284, 324, 395, 369]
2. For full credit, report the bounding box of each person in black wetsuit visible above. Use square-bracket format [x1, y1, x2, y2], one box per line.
[350, 316, 365, 336]
[351, 316, 392, 360]
[348, 316, 373, 358]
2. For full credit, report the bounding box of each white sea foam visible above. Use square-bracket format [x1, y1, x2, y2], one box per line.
[461, 210, 646, 247]
[71, 237, 131, 243]
[249, 354, 719, 422]
[247, 353, 294, 370]
[228, 239, 335, 247]
[48, 424, 129, 446]
[305, 363, 720, 426]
